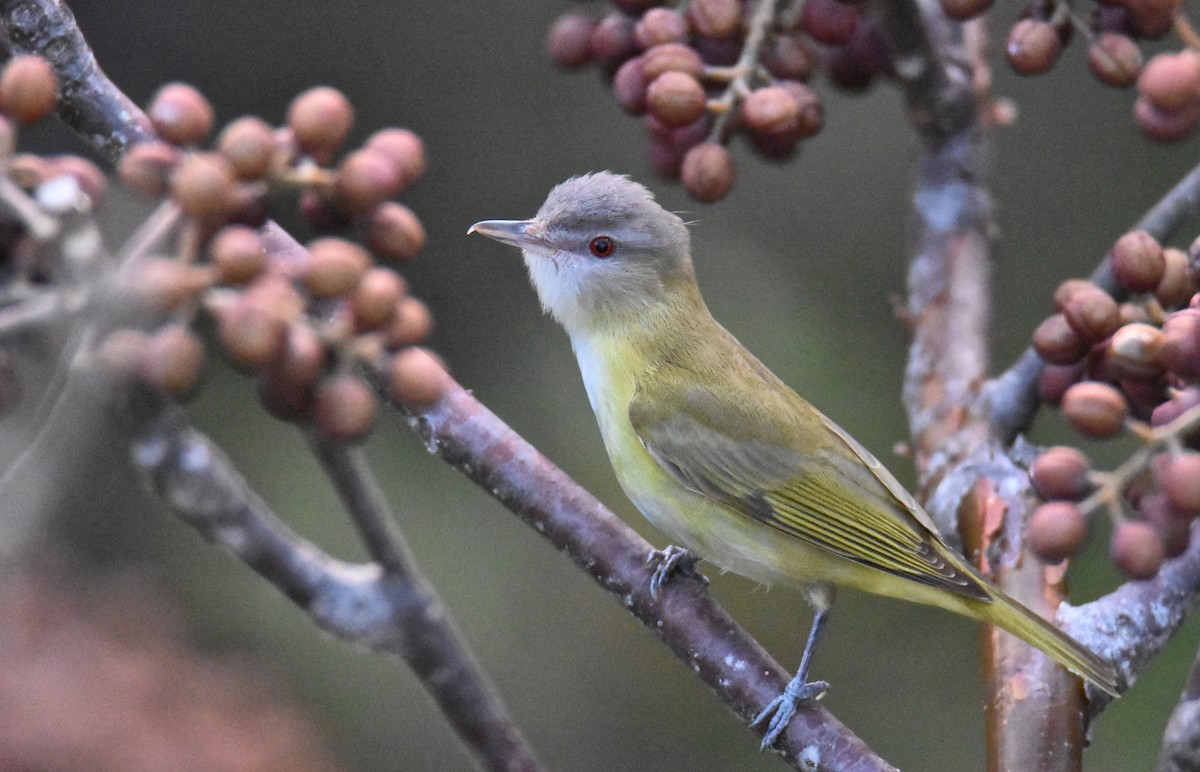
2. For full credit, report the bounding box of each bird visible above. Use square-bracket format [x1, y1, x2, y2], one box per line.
[468, 171, 1121, 748]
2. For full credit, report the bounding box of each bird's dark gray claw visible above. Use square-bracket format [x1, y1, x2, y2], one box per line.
[752, 679, 829, 750]
[646, 545, 706, 599]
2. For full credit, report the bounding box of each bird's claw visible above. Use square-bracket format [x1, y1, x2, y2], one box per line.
[646, 545, 707, 599]
[751, 679, 829, 750]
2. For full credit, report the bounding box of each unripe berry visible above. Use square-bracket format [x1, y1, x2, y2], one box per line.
[547, 13, 597, 68]
[1138, 51, 1200, 112]
[287, 87, 354, 162]
[1028, 502, 1087, 563]
[590, 12, 639, 67]
[1111, 520, 1165, 579]
[139, 325, 205, 397]
[352, 267, 406, 330]
[939, 0, 993, 21]
[761, 34, 816, 81]
[1053, 278, 1095, 311]
[385, 296, 434, 349]
[209, 225, 266, 285]
[217, 295, 289, 369]
[1110, 230, 1165, 293]
[741, 86, 801, 135]
[1123, 0, 1181, 39]
[635, 8, 687, 49]
[0, 56, 57, 125]
[1160, 453, 1200, 514]
[1038, 363, 1083, 405]
[148, 83, 213, 147]
[217, 116, 276, 180]
[334, 148, 404, 217]
[1087, 33, 1142, 88]
[170, 153, 236, 219]
[801, 0, 860, 46]
[613, 56, 648, 114]
[314, 375, 377, 443]
[646, 71, 707, 128]
[681, 142, 734, 203]
[303, 238, 371, 298]
[1061, 381, 1128, 438]
[273, 322, 328, 389]
[1031, 446, 1092, 501]
[387, 347, 449, 405]
[1135, 96, 1200, 143]
[1006, 19, 1062, 76]
[119, 142, 180, 197]
[1033, 313, 1089, 365]
[642, 43, 706, 81]
[1159, 309, 1200, 380]
[1156, 247, 1194, 308]
[366, 128, 426, 188]
[366, 202, 425, 261]
[1108, 322, 1164, 379]
[687, 0, 741, 39]
[1063, 286, 1120, 342]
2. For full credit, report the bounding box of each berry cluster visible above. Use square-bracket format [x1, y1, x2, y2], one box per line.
[0, 55, 448, 444]
[547, 0, 890, 202]
[1029, 229, 1200, 578]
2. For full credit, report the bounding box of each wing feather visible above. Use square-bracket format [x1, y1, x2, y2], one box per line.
[629, 379, 989, 600]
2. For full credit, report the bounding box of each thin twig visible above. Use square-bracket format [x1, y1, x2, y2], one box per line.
[133, 405, 545, 772]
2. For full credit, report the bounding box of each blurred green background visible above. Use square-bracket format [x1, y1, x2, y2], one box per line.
[9, 1, 1200, 769]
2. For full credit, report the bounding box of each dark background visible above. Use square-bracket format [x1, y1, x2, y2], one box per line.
[11, 1, 1200, 769]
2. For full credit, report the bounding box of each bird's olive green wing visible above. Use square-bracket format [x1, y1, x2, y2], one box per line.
[629, 381, 990, 601]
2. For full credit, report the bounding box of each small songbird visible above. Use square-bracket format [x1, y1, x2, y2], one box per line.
[469, 172, 1120, 747]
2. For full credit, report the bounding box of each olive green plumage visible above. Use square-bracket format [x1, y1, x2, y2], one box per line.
[469, 172, 1120, 704]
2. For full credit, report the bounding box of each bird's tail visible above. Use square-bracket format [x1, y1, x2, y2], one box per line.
[979, 586, 1121, 697]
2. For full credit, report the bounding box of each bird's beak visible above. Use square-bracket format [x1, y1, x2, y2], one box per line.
[467, 219, 549, 252]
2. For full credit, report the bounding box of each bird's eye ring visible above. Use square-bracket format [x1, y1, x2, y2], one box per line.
[589, 236, 615, 258]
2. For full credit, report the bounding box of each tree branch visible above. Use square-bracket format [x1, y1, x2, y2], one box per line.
[1157, 638, 1200, 771]
[878, 3, 1090, 769]
[0, 0, 153, 161]
[390, 377, 895, 771]
[132, 403, 544, 772]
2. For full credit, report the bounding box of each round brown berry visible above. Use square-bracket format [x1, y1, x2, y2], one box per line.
[687, 0, 741, 39]
[366, 202, 425, 261]
[131, 259, 212, 311]
[547, 13, 597, 68]
[635, 8, 687, 49]
[148, 83, 214, 147]
[170, 153, 236, 219]
[1061, 381, 1128, 438]
[303, 238, 371, 298]
[1159, 309, 1200, 380]
[1111, 520, 1165, 579]
[590, 12, 638, 67]
[387, 347, 449, 405]
[1063, 286, 1120, 342]
[139, 325, 205, 397]
[314, 375, 377, 443]
[939, 0, 993, 21]
[1136, 96, 1200, 143]
[385, 296, 434, 348]
[216, 296, 288, 369]
[1110, 230, 1165, 293]
[1006, 19, 1062, 76]
[1156, 247, 1195, 308]
[1160, 453, 1200, 514]
[209, 225, 266, 285]
[352, 267, 406, 330]
[761, 34, 816, 81]
[1033, 313, 1089, 365]
[287, 87, 354, 162]
[334, 148, 404, 217]
[613, 56, 648, 114]
[642, 43, 705, 81]
[741, 86, 801, 135]
[801, 0, 860, 46]
[366, 129, 426, 188]
[646, 71, 707, 128]
[1108, 322, 1164, 379]
[0, 56, 57, 125]
[1028, 502, 1087, 563]
[1139, 51, 1200, 112]
[217, 116, 276, 180]
[1087, 33, 1142, 88]
[681, 142, 734, 202]
[1038, 363, 1083, 405]
[119, 142, 180, 197]
[1031, 446, 1092, 501]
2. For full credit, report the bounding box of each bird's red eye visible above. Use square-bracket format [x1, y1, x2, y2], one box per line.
[589, 236, 615, 258]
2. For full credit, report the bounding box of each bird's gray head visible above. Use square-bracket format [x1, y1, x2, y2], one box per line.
[469, 172, 692, 334]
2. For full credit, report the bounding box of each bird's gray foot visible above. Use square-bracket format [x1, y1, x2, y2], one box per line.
[646, 545, 706, 599]
[751, 677, 829, 750]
